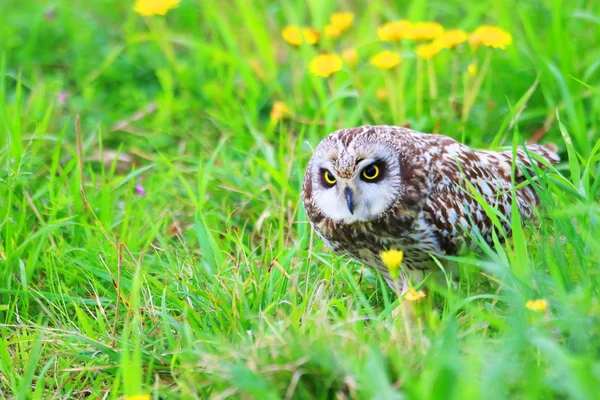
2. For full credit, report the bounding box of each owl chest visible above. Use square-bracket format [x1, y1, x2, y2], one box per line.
[314, 215, 442, 270]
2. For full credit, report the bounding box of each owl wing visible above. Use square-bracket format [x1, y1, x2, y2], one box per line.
[421, 136, 559, 255]
[475, 144, 559, 182]
[420, 136, 516, 254]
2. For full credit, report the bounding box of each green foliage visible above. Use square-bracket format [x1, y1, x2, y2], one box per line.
[1, 0, 600, 398]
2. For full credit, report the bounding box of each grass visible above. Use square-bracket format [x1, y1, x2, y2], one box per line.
[1, 0, 600, 398]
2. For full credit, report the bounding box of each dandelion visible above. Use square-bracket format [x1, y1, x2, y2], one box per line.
[469, 25, 512, 49]
[435, 29, 468, 49]
[416, 43, 441, 60]
[408, 22, 444, 40]
[309, 53, 343, 78]
[325, 24, 342, 38]
[405, 287, 426, 301]
[342, 48, 358, 66]
[282, 26, 320, 46]
[282, 26, 303, 45]
[467, 63, 477, 76]
[302, 28, 320, 45]
[525, 299, 548, 312]
[380, 249, 404, 281]
[370, 51, 401, 69]
[133, 0, 180, 16]
[270, 101, 291, 122]
[124, 395, 150, 400]
[330, 12, 354, 32]
[377, 20, 412, 41]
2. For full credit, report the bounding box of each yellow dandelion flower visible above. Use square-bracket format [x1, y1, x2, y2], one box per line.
[325, 24, 342, 38]
[435, 29, 468, 49]
[408, 22, 444, 40]
[282, 26, 320, 46]
[370, 51, 401, 69]
[376, 88, 388, 100]
[309, 53, 343, 78]
[405, 287, 426, 301]
[303, 28, 320, 45]
[377, 20, 413, 41]
[469, 26, 512, 49]
[380, 249, 403, 280]
[330, 12, 354, 32]
[415, 42, 441, 59]
[282, 26, 303, 46]
[133, 0, 180, 16]
[342, 48, 358, 66]
[525, 299, 548, 312]
[270, 101, 291, 122]
[467, 63, 477, 76]
[124, 395, 150, 400]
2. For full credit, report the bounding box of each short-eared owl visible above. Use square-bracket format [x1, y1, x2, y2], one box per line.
[302, 125, 559, 292]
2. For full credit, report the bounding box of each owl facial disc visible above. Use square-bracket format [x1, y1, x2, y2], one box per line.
[306, 133, 403, 224]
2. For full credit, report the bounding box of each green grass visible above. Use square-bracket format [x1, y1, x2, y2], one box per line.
[2, 0, 600, 398]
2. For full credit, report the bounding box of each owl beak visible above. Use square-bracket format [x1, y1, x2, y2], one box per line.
[344, 187, 354, 215]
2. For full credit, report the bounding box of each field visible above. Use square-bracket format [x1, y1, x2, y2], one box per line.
[2, 0, 600, 398]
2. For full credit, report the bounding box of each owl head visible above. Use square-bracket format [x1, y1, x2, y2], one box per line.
[303, 126, 404, 224]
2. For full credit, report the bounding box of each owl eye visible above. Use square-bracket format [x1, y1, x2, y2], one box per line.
[322, 169, 337, 186]
[361, 164, 380, 181]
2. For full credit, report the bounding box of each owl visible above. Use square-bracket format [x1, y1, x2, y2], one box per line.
[302, 125, 559, 292]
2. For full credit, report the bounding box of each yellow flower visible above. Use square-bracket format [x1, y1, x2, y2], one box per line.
[370, 51, 401, 69]
[325, 24, 342, 38]
[434, 29, 468, 49]
[377, 20, 413, 41]
[469, 26, 512, 49]
[133, 0, 180, 16]
[415, 43, 441, 59]
[302, 28, 320, 45]
[123, 395, 150, 400]
[282, 26, 320, 46]
[376, 88, 388, 100]
[309, 53, 343, 78]
[405, 287, 426, 301]
[282, 26, 303, 46]
[270, 101, 291, 122]
[525, 299, 548, 312]
[342, 48, 358, 66]
[467, 63, 477, 76]
[330, 12, 354, 32]
[380, 249, 404, 280]
[408, 22, 444, 40]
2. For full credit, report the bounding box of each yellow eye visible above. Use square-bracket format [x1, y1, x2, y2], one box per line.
[362, 164, 379, 180]
[323, 170, 337, 185]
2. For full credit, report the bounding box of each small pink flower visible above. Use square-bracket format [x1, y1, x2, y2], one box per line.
[57, 91, 68, 105]
[135, 184, 146, 196]
[44, 7, 56, 21]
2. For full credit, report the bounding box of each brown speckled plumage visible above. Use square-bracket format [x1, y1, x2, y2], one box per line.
[302, 125, 559, 291]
